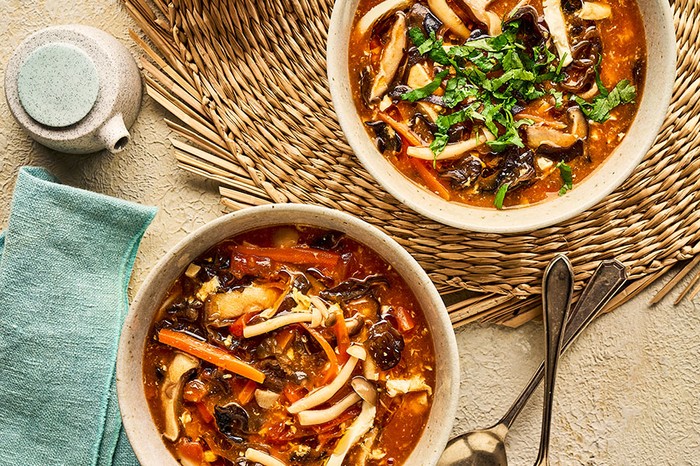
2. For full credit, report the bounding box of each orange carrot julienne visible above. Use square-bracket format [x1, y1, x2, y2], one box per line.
[302, 324, 339, 383]
[377, 112, 422, 146]
[334, 311, 351, 365]
[231, 245, 340, 269]
[238, 379, 258, 405]
[410, 158, 451, 201]
[157, 328, 265, 383]
[393, 306, 416, 333]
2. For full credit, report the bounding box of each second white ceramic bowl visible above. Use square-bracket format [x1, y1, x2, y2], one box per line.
[117, 204, 460, 466]
[327, 0, 675, 233]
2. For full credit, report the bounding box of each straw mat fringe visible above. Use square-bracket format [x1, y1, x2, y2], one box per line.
[123, 0, 700, 326]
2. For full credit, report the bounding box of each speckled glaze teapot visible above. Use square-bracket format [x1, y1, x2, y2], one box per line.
[5, 25, 142, 154]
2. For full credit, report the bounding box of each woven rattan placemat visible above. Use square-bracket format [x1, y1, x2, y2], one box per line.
[124, 0, 700, 327]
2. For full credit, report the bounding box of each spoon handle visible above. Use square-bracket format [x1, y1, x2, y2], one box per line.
[499, 259, 627, 429]
[533, 255, 574, 465]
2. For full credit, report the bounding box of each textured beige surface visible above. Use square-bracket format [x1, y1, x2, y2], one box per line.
[0, 1, 698, 465]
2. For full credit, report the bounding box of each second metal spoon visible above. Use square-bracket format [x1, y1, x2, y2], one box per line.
[533, 255, 574, 465]
[438, 259, 627, 466]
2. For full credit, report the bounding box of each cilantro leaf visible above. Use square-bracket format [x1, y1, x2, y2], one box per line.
[429, 103, 485, 157]
[593, 55, 609, 97]
[401, 70, 449, 102]
[487, 119, 532, 152]
[429, 132, 449, 160]
[502, 49, 524, 72]
[443, 77, 480, 108]
[409, 28, 454, 66]
[494, 183, 510, 209]
[557, 162, 573, 195]
[549, 89, 564, 108]
[575, 80, 636, 122]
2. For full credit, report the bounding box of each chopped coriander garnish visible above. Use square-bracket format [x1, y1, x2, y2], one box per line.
[494, 183, 510, 209]
[401, 70, 449, 102]
[556, 162, 573, 195]
[573, 56, 637, 122]
[575, 80, 637, 123]
[429, 103, 483, 163]
[409, 20, 567, 156]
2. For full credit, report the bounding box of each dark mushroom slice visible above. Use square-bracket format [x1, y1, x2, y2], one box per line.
[525, 107, 589, 161]
[369, 12, 409, 102]
[562, 0, 583, 13]
[560, 25, 602, 94]
[496, 149, 537, 191]
[366, 320, 405, 370]
[427, 0, 471, 38]
[439, 155, 484, 190]
[365, 120, 403, 154]
[455, 0, 502, 36]
[161, 353, 200, 442]
[319, 275, 389, 303]
[357, 0, 412, 36]
[505, 4, 550, 47]
[214, 403, 250, 443]
[406, 2, 443, 36]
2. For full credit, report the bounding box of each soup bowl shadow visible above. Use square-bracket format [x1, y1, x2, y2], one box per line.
[117, 204, 460, 466]
[327, 0, 675, 233]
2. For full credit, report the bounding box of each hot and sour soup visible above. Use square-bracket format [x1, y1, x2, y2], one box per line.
[143, 225, 436, 466]
[349, 0, 646, 208]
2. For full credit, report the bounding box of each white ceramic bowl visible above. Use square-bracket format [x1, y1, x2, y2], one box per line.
[327, 0, 675, 233]
[117, 204, 460, 466]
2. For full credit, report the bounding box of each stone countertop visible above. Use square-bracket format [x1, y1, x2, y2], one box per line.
[0, 2, 698, 465]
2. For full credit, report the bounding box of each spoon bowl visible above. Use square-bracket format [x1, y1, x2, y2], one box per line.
[441, 426, 508, 466]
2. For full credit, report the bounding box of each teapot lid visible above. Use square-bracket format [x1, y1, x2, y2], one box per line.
[17, 43, 99, 128]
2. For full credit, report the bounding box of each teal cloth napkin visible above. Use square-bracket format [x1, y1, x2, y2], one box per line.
[0, 167, 156, 466]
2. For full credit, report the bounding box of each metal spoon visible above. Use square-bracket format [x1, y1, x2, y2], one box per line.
[533, 255, 574, 465]
[438, 259, 627, 466]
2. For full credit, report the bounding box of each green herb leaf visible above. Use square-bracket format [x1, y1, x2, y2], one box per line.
[575, 80, 636, 122]
[487, 119, 532, 152]
[549, 89, 564, 108]
[494, 183, 509, 209]
[593, 55, 609, 97]
[556, 162, 573, 195]
[408, 28, 427, 47]
[502, 49, 524, 72]
[429, 132, 449, 158]
[401, 70, 449, 102]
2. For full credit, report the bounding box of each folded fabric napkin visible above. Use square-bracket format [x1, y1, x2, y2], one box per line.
[0, 167, 156, 466]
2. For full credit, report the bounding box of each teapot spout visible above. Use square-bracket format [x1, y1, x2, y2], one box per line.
[98, 114, 130, 154]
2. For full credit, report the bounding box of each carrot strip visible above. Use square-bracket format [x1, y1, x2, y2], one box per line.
[229, 312, 257, 338]
[302, 324, 339, 384]
[195, 402, 214, 424]
[238, 379, 258, 405]
[283, 384, 307, 404]
[275, 327, 296, 350]
[393, 306, 416, 333]
[410, 158, 451, 201]
[334, 311, 351, 365]
[231, 245, 340, 269]
[175, 438, 205, 462]
[157, 329, 265, 383]
[377, 112, 423, 146]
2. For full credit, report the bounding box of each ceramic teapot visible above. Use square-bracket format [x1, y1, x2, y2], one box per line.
[5, 25, 142, 154]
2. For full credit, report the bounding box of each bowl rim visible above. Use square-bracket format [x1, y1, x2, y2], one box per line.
[117, 204, 460, 466]
[326, 0, 676, 233]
